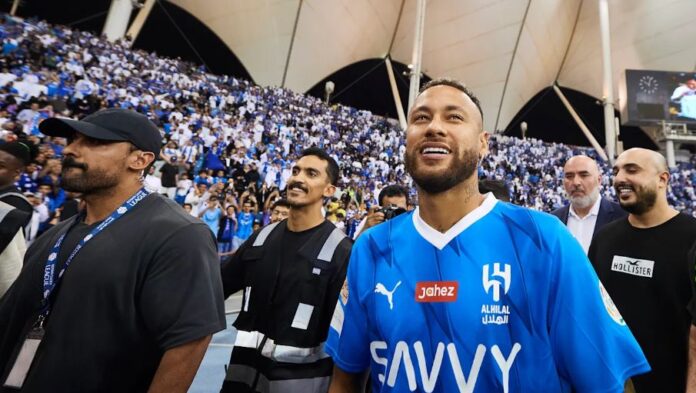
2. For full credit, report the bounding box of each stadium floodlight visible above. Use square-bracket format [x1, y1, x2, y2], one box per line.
[324, 81, 335, 104]
[520, 121, 528, 139]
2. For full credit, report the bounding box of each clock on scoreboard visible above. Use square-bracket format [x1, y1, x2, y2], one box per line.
[623, 69, 696, 126]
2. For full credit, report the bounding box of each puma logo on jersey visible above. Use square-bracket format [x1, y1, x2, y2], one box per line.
[375, 281, 402, 310]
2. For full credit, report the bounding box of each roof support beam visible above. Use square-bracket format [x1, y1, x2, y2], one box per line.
[494, 0, 532, 132]
[282, 0, 303, 88]
[407, 0, 427, 111]
[126, 0, 156, 44]
[553, 83, 609, 161]
[385, 56, 407, 129]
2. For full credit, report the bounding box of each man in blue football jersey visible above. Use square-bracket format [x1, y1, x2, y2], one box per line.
[233, 200, 255, 249]
[326, 78, 649, 393]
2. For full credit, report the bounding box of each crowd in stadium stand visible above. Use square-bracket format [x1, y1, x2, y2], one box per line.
[0, 14, 694, 247]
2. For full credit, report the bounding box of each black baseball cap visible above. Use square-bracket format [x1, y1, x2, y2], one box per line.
[0, 141, 33, 165]
[39, 108, 163, 154]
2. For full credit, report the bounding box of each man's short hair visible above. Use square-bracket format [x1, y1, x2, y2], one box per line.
[272, 198, 290, 210]
[378, 185, 409, 206]
[298, 147, 339, 186]
[419, 78, 484, 123]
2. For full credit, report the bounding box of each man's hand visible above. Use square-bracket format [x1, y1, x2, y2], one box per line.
[363, 206, 385, 231]
[624, 378, 636, 393]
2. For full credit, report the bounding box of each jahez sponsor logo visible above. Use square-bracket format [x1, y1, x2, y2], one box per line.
[415, 281, 458, 303]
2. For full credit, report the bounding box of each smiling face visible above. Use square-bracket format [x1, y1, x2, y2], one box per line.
[404, 85, 488, 195]
[286, 155, 335, 208]
[612, 149, 669, 215]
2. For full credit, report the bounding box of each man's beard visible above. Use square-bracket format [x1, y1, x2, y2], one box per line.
[404, 146, 479, 195]
[287, 196, 309, 208]
[616, 183, 658, 215]
[569, 187, 600, 210]
[286, 181, 312, 208]
[60, 157, 120, 195]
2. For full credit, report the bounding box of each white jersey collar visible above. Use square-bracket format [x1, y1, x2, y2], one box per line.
[412, 193, 498, 250]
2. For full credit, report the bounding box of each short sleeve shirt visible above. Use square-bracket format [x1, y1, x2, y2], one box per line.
[588, 214, 696, 392]
[327, 196, 649, 392]
[0, 193, 226, 392]
[236, 212, 254, 240]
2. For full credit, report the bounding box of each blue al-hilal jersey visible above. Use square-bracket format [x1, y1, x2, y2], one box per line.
[326, 194, 649, 392]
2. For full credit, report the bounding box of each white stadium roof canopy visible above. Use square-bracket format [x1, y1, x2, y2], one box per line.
[168, 0, 696, 131]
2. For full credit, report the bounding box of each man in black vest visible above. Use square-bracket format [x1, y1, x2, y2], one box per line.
[220, 147, 352, 393]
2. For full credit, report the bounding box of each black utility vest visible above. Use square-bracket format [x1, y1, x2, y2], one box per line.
[233, 220, 350, 347]
[223, 221, 352, 393]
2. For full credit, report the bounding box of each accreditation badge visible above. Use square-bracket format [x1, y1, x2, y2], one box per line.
[3, 326, 45, 389]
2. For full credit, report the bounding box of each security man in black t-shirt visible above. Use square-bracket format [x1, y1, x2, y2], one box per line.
[220, 147, 352, 393]
[589, 148, 696, 393]
[0, 109, 225, 393]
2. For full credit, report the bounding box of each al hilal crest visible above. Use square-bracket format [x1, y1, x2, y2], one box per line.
[117, 207, 128, 215]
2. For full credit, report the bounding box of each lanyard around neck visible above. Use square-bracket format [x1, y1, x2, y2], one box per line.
[39, 188, 150, 323]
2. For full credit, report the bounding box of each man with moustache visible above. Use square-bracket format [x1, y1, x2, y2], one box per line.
[551, 155, 626, 254]
[589, 148, 696, 393]
[326, 78, 649, 392]
[0, 109, 225, 393]
[219, 147, 352, 393]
